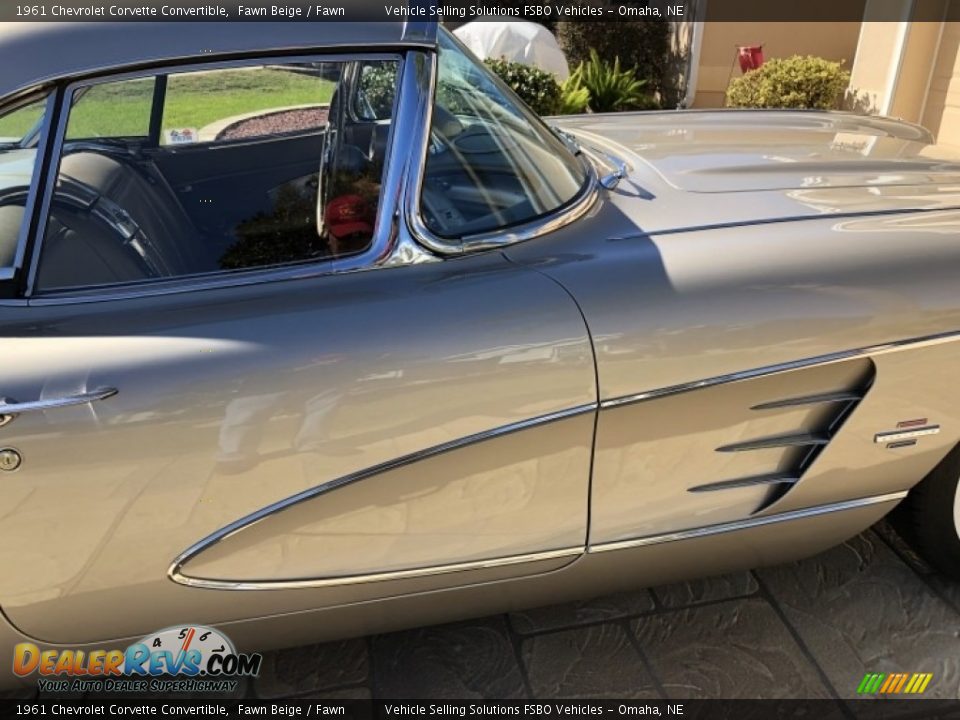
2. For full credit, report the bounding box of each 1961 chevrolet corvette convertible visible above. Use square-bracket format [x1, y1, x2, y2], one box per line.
[1, 19, 960, 682]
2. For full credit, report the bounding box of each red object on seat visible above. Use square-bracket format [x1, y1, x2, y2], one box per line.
[738, 46, 764, 73]
[325, 194, 373, 241]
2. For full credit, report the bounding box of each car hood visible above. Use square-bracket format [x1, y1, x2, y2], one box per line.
[554, 110, 960, 234]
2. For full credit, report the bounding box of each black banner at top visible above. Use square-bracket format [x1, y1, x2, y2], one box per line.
[2, 0, 959, 23]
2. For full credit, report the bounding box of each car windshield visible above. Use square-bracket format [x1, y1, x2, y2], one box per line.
[420, 29, 589, 240]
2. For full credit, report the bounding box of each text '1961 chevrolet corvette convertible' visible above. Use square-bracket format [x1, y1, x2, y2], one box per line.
[1, 18, 959, 685]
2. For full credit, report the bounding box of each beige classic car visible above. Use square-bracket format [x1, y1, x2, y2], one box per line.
[1, 19, 959, 686]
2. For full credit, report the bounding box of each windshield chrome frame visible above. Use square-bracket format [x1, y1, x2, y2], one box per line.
[402, 30, 599, 256]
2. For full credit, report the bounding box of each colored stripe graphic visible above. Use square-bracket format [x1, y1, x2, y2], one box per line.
[857, 672, 932, 694]
[857, 673, 884, 694]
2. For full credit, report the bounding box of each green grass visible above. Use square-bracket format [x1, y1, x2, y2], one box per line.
[0, 102, 44, 138]
[0, 68, 335, 141]
[162, 69, 334, 136]
[67, 77, 156, 138]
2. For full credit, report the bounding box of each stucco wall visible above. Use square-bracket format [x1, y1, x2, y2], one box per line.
[849, 1, 959, 156]
[848, 0, 948, 120]
[921, 20, 960, 154]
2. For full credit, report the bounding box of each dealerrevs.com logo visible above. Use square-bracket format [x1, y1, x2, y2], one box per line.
[13, 625, 262, 693]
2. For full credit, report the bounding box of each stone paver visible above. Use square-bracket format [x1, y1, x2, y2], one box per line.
[926, 576, 960, 616]
[757, 531, 960, 701]
[254, 639, 368, 698]
[370, 617, 527, 699]
[632, 596, 832, 699]
[521, 623, 659, 699]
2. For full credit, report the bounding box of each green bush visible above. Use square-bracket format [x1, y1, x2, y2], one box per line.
[358, 63, 397, 119]
[725, 55, 850, 110]
[558, 74, 590, 115]
[556, 18, 669, 96]
[483, 57, 562, 116]
[572, 50, 654, 113]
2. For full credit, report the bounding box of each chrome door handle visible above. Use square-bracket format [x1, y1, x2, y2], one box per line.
[0, 387, 117, 427]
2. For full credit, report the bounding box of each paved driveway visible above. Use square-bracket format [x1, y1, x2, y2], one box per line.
[248, 521, 960, 704]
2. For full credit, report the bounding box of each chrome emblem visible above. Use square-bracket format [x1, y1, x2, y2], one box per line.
[875, 423, 940, 445]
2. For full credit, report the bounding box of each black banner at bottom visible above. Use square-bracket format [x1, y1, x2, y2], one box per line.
[2, 699, 959, 720]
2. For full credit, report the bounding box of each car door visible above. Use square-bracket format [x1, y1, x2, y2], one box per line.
[0, 52, 595, 644]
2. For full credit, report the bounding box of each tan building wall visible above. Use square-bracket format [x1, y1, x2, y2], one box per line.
[919, 19, 960, 153]
[692, 17, 864, 108]
[849, 0, 960, 156]
[848, 21, 903, 113]
[848, 0, 947, 119]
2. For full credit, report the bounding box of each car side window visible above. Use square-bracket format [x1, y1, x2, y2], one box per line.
[66, 78, 154, 141]
[420, 31, 588, 240]
[35, 58, 399, 293]
[0, 96, 48, 273]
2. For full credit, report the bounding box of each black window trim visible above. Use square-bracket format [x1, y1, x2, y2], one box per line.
[20, 50, 408, 304]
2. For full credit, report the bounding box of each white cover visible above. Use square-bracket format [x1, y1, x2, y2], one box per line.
[454, 20, 570, 81]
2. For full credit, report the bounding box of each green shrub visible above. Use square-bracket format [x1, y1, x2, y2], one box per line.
[358, 63, 397, 119]
[573, 50, 654, 113]
[558, 74, 590, 115]
[483, 57, 562, 116]
[725, 55, 851, 110]
[556, 18, 669, 96]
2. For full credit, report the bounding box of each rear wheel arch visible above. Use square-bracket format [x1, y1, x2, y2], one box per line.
[900, 441, 960, 578]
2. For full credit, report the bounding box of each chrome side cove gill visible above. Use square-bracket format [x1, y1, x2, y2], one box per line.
[168, 402, 597, 589]
[589, 492, 908, 554]
[688, 473, 798, 493]
[751, 391, 862, 411]
[171, 547, 583, 591]
[716, 432, 829, 453]
[600, 329, 960, 409]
